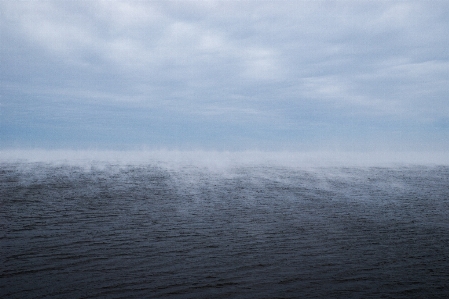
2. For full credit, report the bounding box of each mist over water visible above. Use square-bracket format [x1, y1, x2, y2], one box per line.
[1, 151, 449, 298]
[2, 149, 449, 168]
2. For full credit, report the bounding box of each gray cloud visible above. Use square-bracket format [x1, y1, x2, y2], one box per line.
[1, 0, 448, 150]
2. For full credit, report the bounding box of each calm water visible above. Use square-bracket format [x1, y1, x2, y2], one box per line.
[1, 162, 449, 298]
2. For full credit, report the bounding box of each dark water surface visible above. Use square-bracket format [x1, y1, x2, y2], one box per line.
[1, 163, 449, 298]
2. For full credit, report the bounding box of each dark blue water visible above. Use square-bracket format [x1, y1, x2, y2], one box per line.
[1, 162, 449, 298]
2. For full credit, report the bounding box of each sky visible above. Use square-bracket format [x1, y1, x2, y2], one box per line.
[1, 0, 448, 152]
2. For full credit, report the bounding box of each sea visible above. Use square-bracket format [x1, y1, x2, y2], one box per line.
[1, 151, 449, 298]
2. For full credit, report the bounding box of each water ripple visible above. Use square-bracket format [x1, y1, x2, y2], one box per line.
[1, 163, 449, 298]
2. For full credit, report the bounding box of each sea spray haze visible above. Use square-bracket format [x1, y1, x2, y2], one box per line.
[1, 151, 449, 298]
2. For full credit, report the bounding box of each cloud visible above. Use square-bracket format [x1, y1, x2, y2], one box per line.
[0, 0, 448, 150]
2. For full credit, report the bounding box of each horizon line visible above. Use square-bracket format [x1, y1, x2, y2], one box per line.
[1, 149, 448, 167]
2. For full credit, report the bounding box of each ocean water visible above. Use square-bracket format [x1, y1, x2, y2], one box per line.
[1, 159, 449, 298]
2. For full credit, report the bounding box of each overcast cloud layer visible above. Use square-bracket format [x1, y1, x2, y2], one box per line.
[1, 0, 448, 151]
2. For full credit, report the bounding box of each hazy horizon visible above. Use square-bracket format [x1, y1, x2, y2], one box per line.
[2, 149, 449, 168]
